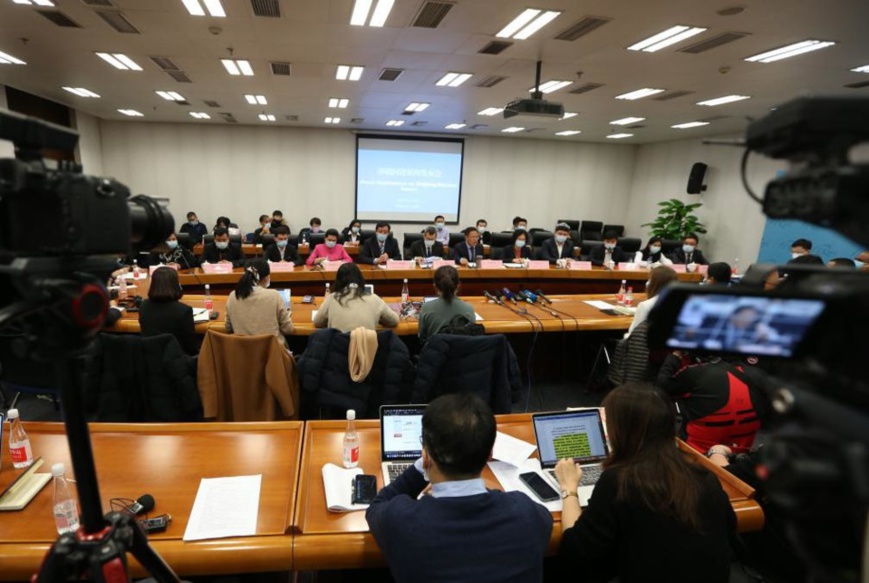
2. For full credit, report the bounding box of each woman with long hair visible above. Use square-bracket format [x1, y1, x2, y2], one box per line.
[225, 258, 293, 346]
[341, 219, 364, 245]
[417, 265, 475, 344]
[312, 263, 398, 332]
[637, 235, 672, 265]
[555, 383, 735, 583]
[625, 265, 678, 337]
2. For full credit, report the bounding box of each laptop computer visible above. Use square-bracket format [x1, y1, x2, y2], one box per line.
[379, 404, 427, 486]
[531, 409, 609, 504]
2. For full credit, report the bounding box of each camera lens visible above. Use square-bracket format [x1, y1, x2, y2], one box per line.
[128, 195, 175, 251]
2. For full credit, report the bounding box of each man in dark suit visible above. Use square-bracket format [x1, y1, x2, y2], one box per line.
[360, 222, 402, 265]
[201, 227, 245, 267]
[179, 211, 208, 245]
[589, 230, 631, 267]
[670, 233, 710, 265]
[539, 223, 576, 264]
[410, 226, 446, 264]
[264, 227, 302, 265]
[452, 227, 484, 266]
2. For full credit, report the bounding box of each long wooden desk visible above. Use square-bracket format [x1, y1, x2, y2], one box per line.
[291, 415, 764, 571]
[0, 422, 303, 580]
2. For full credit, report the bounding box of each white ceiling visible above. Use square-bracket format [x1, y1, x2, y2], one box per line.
[0, 0, 867, 144]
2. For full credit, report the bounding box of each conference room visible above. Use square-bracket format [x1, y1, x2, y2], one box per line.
[1, 0, 866, 582]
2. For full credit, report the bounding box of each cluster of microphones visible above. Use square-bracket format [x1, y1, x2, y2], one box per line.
[483, 288, 552, 306]
[125, 494, 172, 534]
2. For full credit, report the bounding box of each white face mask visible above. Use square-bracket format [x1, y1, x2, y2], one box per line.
[215, 241, 229, 250]
[435, 222, 444, 229]
[649, 245, 661, 254]
[791, 252, 803, 260]
[683, 244, 695, 253]
[325, 240, 337, 249]
[604, 243, 616, 251]
[351, 226, 360, 234]
[166, 240, 178, 249]
[515, 239, 526, 248]
[555, 235, 567, 244]
[424, 239, 435, 248]
[854, 260, 866, 268]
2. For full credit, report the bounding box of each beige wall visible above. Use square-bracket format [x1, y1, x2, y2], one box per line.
[71, 110, 104, 176]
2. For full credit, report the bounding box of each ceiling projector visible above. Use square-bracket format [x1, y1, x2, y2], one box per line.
[503, 98, 565, 119]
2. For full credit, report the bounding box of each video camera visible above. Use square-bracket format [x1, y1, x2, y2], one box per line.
[649, 97, 869, 583]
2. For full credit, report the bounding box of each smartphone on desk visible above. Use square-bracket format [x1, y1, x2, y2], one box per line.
[519, 471, 559, 502]
[352, 474, 377, 505]
[209, 311, 219, 320]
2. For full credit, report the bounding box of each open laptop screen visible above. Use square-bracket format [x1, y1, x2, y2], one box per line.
[533, 410, 608, 466]
[380, 405, 426, 461]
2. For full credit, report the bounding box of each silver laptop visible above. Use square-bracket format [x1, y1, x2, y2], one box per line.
[379, 404, 426, 486]
[531, 409, 609, 505]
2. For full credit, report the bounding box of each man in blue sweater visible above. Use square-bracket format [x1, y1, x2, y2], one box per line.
[366, 394, 553, 583]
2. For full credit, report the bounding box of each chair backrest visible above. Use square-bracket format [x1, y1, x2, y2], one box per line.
[448, 232, 465, 248]
[309, 233, 326, 247]
[579, 220, 603, 241]
[581, 240, 604, 259]
[490, 232, 514, 249]
[490, 246, 504, 260]
[570, 229, 581, 244]
[359, 229, 376, 244]
[288, 234, 299, 247]
[603, 224, 625, 237]
[532, 230, 553, 247]
[528, 227, 546, 235]
[175, 232, 192, 249]
[202, 234, 242, 247]
[244, 232, 255, 243]
[619, 237, 642, 254]
[662, 239, 682, 256]
[261, 234, 276, 248]
[557, 219, 580, 230]
[403, 232, 423, 258]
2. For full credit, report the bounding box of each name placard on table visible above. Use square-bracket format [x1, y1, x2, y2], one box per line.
[201, 263, 234, 274]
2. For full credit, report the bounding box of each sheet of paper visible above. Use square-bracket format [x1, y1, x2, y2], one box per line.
[475, 312, 484, 322]
[584, 300, 614, 310]
[192, 308, 210, 323]
[492, 431, 537, 467]
[488, 459, 562, 512]
[183, 474, 261, 541]
[311, 310, 317, 321]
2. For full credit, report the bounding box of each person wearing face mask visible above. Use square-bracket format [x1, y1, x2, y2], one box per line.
[475, 219, 491, 245]
[214, 216, 241, 237]
[511, 216, 528, 232]
[855, 251, 869, 272]
[269, 210, 289, 231]
[669, 233, 709, 266]
[226, 259, 294, 348]
[264, 227, 302, 265]
[152, 232, 199, 269]
[180, 211, 208, 245]
[341, 219, 364, 245]
[625, 265, 678, 338]
[589, 230, 630, 267]
[253, 214, 272, 245]
[433, 215, 450, 245]
[789, 238, 812, 261]
[201, 227, 245, 267]
[298, 217, 323, 241]
[540, 223, 576, 264]
[503, 229, 532, 262]
[306, 228, 353, 266]
[410, 226, 446, 263]
[635, 236, 672, 265]
[361, 222, 402, 265]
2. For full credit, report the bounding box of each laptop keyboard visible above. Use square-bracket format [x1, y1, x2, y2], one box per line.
[387, 463, 412, 481]
[546, 464, 602, 487]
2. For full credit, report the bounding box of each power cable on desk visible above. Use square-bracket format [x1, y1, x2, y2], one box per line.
[489, 291, 539, 412]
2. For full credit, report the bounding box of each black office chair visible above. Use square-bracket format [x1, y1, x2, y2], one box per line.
[619, 237, 642, 254]
[359, 229, 376, 244]
[175, 232, 192, 250]
[309, 233, 326, 247]
[556, 219, 580, 231]
[662, 239, 682, 257]
[490, 246, 504, 260]
[602, 224, 625, 237]
[581, 240, 604, 260]
[570, 229, 581, 245]
[532, 230, 553, 247]
[261, 234, 276, 248]
[448, 233, 465, 249]
[202, 234, 242, 247]
[528, 228, 547, 236]
[403, 233, 423, 259]
[288, 234, 299, 247]
[579, 221, 604, 241]
[489, 232, 514, 249]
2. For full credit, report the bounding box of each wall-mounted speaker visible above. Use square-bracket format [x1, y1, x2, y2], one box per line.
[687, 162, 708, 194]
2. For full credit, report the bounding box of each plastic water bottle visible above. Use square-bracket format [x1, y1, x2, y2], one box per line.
[617, 280, 626, 305]
[52, 463, 80, 535]
[342, 409, 359, 468]
[401, 279, 409, 305]
[7, 409, 34, 469]
[132, 259, 140, 280]
[204, 284, 213, 312]
[625, 286, 634, 307]
[118, 276, 128, 301]
[325, 282, 331, 296]
[732, 258, 739, 275]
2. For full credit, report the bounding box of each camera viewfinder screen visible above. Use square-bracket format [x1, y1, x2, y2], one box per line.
[667, 295, 825, 357]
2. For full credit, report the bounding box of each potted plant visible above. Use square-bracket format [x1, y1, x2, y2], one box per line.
[641, 198, 707, 240]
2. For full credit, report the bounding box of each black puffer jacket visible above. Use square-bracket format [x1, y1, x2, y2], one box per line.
[297, 329, 415, 419]
[412, 334, 522, 414]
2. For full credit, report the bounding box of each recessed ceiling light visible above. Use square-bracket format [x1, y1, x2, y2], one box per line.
[189, 112, 211, 119]
[478, 107, 504, 116]
[502, 127, 524, 133]
[445, 123, 466, 129]
[156, 90, 185, 101]
[852, 65, 869, 73]
[350, 0, 394, 27]
[561, 112, 578, 119]
[496, 8, 561, 40]
[529, 80, 572, 94]
[96, 52, 143, 71]
[436, 72, 473, 87]
[62, 87, 100, 98]
[672, 121, 710, 129]
[181, 0, 225, 17]
[258, 114, 276, 122]
[0, 50, 26, 65]
[610, 117, 646, 125]
[404, 102, 430, 112]
[11, 0, 54, 5]
[244, 94, 267, 105]
[221, 59, 253, 76]
[616, 88, 665, 100]
[117, 109, 144, 117]
[336, 65, 364, 81]
[386, 120, 404, 127]
[627, 25, 708, 52]
[697, 94, 750, 106]
[745, 40, 836, 63]
[328, 98, 350, 108]
[607, 133, 633, 139]
[325, 117, 341, 124]
[555, 130, 581, 136]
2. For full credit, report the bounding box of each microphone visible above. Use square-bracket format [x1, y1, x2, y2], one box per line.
[519, 289, 537, 304]
[483, 290, 501, 305]
[534, 289, 552, 304]
[128, 494, 155, 516]
[501, 288, 518, 304]
[494, 291, 506, 304]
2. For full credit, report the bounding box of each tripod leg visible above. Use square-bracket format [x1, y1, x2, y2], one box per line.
[124, 514, 182, 583]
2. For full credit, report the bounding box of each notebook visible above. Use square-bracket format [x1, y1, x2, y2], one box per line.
[0, 457, 52, 511]
[379, 405, 426, 486]
[531, 409, 609, 501]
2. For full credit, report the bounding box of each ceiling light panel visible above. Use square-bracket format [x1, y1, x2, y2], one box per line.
[501, 127, 524, 133]
[610, 117, 645, 125]
[697, 94, 750, 106]
[555, 130, 581, 136]
[615, 88, 665, 100]
[258, 114, 276, 122]
[336, 65, 364, 81]
[607, 133, 633, 139]
[11, 0, 54, 5]
[386, 120, 404, 126]
[181, 0, 225, 17]
[156, 90, 185, 101]
[445, 123, 466, 129]
[628, 25, 707, 52]
[561, 112, 578, 119]
[62, 87, 100, 98]
[117, 109, 143, 117]
[404, 102, 430, 112]
[245, 94, 267, 105]
[496, 8, 561, 40]
[350, 0, 394, 27]
[745, 40, 836, 63]
[328, 98, 350, 108]
[189, 112, 211, 119]
[0, 50, 26, 65]
[221, 59, 253, 76]
[478, 107, 504, 116]
[436, 72, 472, 87]
[529, 80, 572, 94]
[325, 117, 341, 124]
[96, 52, 143, 71]
[671, 121, 710, 129]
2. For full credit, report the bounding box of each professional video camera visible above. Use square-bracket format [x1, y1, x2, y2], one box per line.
[649, 97, 869, 583]
[0, 109, 180, 581]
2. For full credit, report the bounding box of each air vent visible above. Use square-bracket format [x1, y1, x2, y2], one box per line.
[469, 124, 487, 130]
[167, 71, 192, 83]
[699, 115, 730, 122]
[476, 75, 507, 88]
[478, 41, 513, 55]
[845, 80, 869, 89]
[271, 62, 291, 76]
[36, 10, 82, 27]
[411, 121, 428, 126]
[176, 100, 191, 106]
[680, 32, 748, 54]
[81, 0, 114, 6]
[220, 113, 238, 124]
[555, 16, 611, 41]
[411, 1, 454, 28]
[378, 68, 404, 81]
[568, 83, 603, 95]
[251, 0, 280, 17]
[626, 124, 646, 129]
[285, 115, 299, 122]
[95, 10, 140, 33]
[150, 56, 180, 71]
[204, 100, 221, 108]
[653, 90, 694, 101]
[351, 118, 364, 124]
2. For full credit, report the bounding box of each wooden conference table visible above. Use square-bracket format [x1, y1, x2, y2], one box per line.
[190, 243, 516, 260]
[0, 417, 763, 579]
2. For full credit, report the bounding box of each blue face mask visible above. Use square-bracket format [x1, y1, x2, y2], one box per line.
[435, 222, 444, 229]
[649, 245, 661, 255]
[683, 244, 695, 253]
[376, 233, 388, 243]
[351, 226, 360, 234]
[325, 240, 337, 249]
[555, 235, 567, 244]
[855, 260, 866, 268]
[277, 239, 288, 248]
[515, 239, 526, 248]
[188, 220, 198, 226]
[166, 240, 178, 250]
